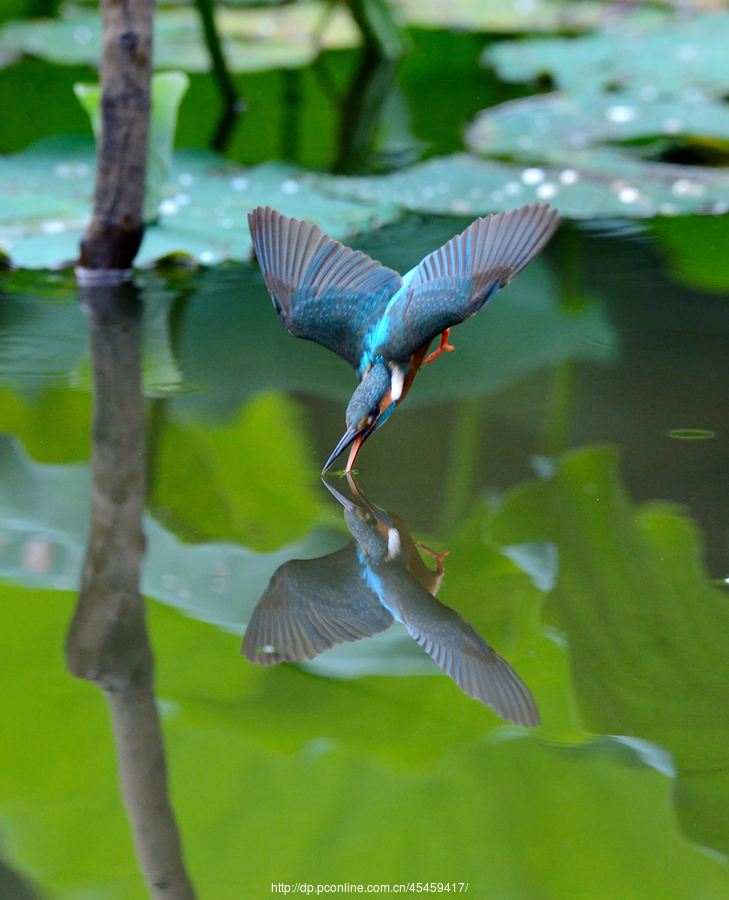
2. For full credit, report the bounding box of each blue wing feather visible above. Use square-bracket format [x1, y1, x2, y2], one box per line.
[380, 203, 561, 361]
[249, 206, 402, 370]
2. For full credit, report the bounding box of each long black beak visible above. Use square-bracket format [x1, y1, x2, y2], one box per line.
[321, 424, 364, 474]
[322, 417, 381, 474]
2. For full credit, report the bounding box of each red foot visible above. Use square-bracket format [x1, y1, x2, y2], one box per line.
[416, 543, 450, 576]
[425, 329, 455, 365]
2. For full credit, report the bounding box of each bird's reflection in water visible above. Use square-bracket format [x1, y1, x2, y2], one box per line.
[243, 476, 540, 727]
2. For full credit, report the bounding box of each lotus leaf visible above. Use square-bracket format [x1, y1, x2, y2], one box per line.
[486, 12, 729, 98]
[0, 2, 359, 73]
[461, 12, 729, 218]
[394, 0, 606, 34]
[0, 0, 647, 79]
[467, 92, 729, 164]
[75, 71, 190, 223]
[464, 92, 729, 216]
[318, 149, 729, 218]
[0, 135, 398, 267]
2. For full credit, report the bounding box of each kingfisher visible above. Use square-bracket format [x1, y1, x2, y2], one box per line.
[249, 203, 561, 473]
[242, 474, 540, 726]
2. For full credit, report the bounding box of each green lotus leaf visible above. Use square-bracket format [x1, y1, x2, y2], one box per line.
[0, 135, 398, 268]
[0, 3, 359, 73]
[318, 148, 729, 218]
[462, 92, 729, 217]
[75, 71, 190, 222]
[486, 11, 729, 97]
[467, 91, 729, 166]
[395, 0, 606, 33]
[454, 12, 729, 218]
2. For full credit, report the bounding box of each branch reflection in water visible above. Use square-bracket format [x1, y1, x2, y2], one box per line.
[243, 475, 540, 727]
[65, 277, 197, 900]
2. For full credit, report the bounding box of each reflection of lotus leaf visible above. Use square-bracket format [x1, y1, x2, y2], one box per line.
[0, 135, 398, 268]
[0, 433, 344, 625]
[493, 446, 729, 857]
[6, 589, 727, 897]
[0, 435, 468, 677]
[0, 241, 615, 404]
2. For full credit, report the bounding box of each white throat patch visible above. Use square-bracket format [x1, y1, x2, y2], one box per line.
[390, 365, 405, 402]
[387, 527, 401, 559]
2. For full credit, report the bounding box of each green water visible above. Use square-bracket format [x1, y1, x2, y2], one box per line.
[1, 23, 729, 900]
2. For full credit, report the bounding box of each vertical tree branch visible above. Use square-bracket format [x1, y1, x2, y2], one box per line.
[79, 0, 154, 271]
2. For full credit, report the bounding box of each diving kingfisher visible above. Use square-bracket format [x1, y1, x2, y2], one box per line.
[248, 203, 561, 473]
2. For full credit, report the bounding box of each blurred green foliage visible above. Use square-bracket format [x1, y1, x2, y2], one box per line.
[152, 392, 329, 550]
[493, 446, 729, 856]
[651, 215, 729, 293]
[0, 0, 61, 26]
[1, 550, 728, 897]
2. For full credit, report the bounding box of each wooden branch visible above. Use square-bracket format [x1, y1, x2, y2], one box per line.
[79, 0, 155, 270]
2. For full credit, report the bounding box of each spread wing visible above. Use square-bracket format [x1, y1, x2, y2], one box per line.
[249, 206, 402, 369]
[384, 203, 561, 359]
[242, 548, 394, 666]
[390, 576, 540, 726]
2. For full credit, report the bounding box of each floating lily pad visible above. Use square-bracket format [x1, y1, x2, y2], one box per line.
[317, 149, 729, 218]
[394, 0, 607, 33]
[457, 11, 729, 218]
[463, 93, 729, 216]
[0, 0, 647, 78]
[486, 11, 729, 98]
[468, 91, 729, 162]
[0, 2, 359, 73]
[0, 135, 398, 268]
[76, 71, 190, 223]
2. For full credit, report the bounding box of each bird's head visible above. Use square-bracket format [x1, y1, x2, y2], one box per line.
[322, 360, 404, 473]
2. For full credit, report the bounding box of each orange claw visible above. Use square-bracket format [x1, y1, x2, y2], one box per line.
[416, 542, 450, 576]
[425, 329, 455, 365]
